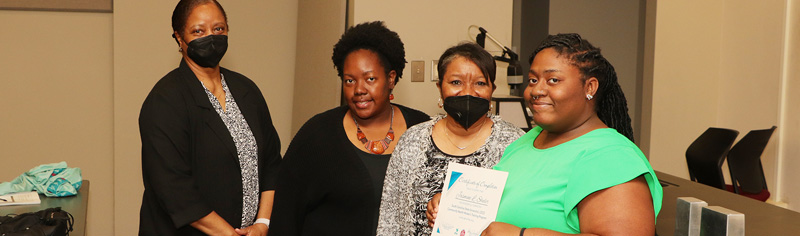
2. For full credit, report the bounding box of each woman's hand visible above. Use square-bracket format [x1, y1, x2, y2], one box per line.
[426, 193, 442, 227]
[190, 211, 238, 236]
[481, 222, 520, 236]
[234, 223, 268, 236]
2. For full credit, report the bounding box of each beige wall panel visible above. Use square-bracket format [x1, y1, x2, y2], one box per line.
[648, 0, 724, 178]
[0, 10, 114, 236]
[548, 0, 643, 144]
[716, 0, 785, 202]
[112, 0, 181, 234]
[778, 0, 800, 211]
[291, 0, 346, 136]
[640, 0, 657, 156]
[352, 0, 513, 117]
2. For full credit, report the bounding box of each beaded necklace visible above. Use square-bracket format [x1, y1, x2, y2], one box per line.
[353, 107, 395, 154]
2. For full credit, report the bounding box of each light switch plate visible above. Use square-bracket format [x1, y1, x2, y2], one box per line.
[431, 60, 439, 81]
[411, 60, 425, 82]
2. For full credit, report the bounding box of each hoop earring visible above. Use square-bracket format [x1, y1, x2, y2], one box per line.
[437, 98, 443, 108]
[586, 94, 594, 100]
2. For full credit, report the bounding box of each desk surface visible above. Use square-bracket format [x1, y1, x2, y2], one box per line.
[0, 180, 89, 236]
[656, 171, 800, 235]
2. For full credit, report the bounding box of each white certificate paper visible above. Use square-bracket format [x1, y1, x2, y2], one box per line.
[431, 162, 508, 236]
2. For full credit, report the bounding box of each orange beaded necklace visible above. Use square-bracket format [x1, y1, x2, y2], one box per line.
[353, 108, 395, 154]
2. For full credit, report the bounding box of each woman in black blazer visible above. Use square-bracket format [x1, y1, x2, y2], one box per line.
[138, 1, 280, 235]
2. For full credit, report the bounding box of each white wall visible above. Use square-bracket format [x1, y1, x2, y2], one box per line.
[352, 0, 513, 117]
[0, 10, 114, 235]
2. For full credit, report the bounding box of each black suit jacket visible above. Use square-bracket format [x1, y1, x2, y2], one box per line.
[138, 60, 281, 235]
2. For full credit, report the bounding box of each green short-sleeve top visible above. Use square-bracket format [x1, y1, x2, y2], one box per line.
[493, 126, 662, 233]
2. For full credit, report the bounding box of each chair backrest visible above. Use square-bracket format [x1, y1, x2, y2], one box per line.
[685, 127, 739, 189]
[727, 126, 776, 194]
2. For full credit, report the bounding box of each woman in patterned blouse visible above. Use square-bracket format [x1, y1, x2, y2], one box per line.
[376, 43, 525, 235]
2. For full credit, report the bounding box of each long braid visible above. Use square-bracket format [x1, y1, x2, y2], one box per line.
[530, 33, 634, 142]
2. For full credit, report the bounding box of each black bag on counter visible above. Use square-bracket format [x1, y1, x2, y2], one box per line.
[0, 207, 73, 236]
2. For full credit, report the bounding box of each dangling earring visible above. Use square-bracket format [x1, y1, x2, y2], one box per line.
[389, 94, 394, 100]
[586, 94, 594, 100]
[488, 103, 494, 117]
[437, 98, 443, 108]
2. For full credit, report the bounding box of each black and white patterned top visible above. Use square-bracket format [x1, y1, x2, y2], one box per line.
[377, 115, 525, 235]
[201, 75, 259, 227]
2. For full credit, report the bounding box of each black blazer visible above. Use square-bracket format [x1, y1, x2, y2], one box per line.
[138, 60, 281, 235]
[269, 105, 429, 236]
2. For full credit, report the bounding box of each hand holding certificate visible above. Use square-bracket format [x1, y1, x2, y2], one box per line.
[431, 162, 508, 236]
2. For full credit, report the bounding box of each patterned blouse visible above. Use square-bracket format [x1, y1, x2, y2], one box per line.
[201, 75, 259, 227]
[377, 114, 525, 235]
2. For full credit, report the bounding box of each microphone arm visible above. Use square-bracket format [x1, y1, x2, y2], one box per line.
[470, 25, 519, 64]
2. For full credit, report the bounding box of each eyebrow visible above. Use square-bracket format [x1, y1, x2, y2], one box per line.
[343, 70, 375, 77]
[529, 68, 561, 75]
[544, 68, 561, 73]
[446, 73, 486, 80]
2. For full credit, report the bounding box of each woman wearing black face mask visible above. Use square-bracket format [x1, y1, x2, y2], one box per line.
[377, 43, 525, 235]
[138, 1, 281, 235]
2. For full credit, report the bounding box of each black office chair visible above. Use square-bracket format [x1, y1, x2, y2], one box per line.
[726, 126, 776, 202]
[685, 127, 739, 190]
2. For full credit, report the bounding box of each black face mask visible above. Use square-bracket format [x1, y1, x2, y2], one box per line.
[186, 34, 228, 68]
[443, 95, 491, 130]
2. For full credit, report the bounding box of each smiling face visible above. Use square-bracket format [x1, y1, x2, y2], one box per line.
[438, 56, 494, 101]
[342, 49, 396, 120]
[174, 2, 228, 55]
[525, 48, 597, 132]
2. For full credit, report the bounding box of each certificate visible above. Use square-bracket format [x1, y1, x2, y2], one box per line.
[431, 162, 508, 236]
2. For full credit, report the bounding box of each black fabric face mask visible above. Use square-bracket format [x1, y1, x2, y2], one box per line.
[186, 34, 228, 68]
[443, 95, 491, 130]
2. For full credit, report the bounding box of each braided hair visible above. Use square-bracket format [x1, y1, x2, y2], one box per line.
[530, 33, 634, 142]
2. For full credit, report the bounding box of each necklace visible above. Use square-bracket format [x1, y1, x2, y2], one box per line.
[353, 107, 395, 154]
[443, 117, 488, 150]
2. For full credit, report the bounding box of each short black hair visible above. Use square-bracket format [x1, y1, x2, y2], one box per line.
[530, 33, 634, 142]
[171, 0, 227, 39]
[332, 21, 406, 84]
[437, 42, 497, 88]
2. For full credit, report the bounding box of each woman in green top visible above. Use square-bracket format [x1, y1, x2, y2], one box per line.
[483, 33, 663, 235]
